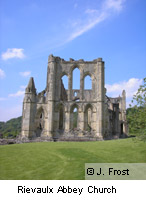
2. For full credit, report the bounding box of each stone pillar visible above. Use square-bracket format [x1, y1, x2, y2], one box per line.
[68, 74, 72, 101]
[65, 111, 70, 131]
[78, 111, 84, 131]
[21, 100, 36, 138]
[21, 77, 36, 138]
[92, 111, 97, 131]
[96, 58, 105, 138]
[114, 104, 120, 137]
[80, 70, 84, 100]
[46, 55, 56, 136]
[122, 90, 126, 121]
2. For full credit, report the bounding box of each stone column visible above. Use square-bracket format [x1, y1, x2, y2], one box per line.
[114, 104, 120, 137]
[21, 78, 37, 139]
[65, 111, 70, 131]
[92, 111, 97, 131]
[96, 58, 105, 138]
[122, 90, 126, 121]
[46, 55, 56, 136]
[68, 74, 72, 101]
[78, 111, 84, 131]
[80, 70, 84, 100]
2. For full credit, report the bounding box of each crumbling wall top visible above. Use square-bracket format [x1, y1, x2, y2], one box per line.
[48, 54, 103, 64]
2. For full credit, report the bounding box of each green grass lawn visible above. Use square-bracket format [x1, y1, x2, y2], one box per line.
[0, 138, 146, 180]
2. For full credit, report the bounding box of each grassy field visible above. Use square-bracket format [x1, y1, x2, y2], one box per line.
[0, 138, 146, 180]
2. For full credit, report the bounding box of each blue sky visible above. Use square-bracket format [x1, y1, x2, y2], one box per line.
[0, 0, 146, 121]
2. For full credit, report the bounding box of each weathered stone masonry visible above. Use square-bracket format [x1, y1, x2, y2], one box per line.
[21, 55, 128, 140]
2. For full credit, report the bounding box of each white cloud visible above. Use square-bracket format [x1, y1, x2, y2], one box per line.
[0, 97, 7, 101]
[106, 78, 143, 98]
[1, 48, 25, 60]
[67, 13, 107, 42]
[103, 0, 125, 12]
[20, 85, 27, 89]
[8, 85, 27, 98]
[106, 78, 143, 108]
[67, 0, 125, 42]
[0, 68, 5, 79]
[9, 90, 25, 97]
[20, 71, 31, 77]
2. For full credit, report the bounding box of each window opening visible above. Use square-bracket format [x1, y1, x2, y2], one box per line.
[73, 68, 80, 89]
[84, 75, 92, 90]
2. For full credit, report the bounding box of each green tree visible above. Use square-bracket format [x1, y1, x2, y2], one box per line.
[127, 78, 146, 137]
[0, 116, 22, 138]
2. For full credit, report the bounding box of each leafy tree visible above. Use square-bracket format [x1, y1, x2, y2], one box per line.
[127, 78, 146, 138]
[0, 116, 22, 138]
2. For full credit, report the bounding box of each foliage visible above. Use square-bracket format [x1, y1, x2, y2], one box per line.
[0, 117, 22, 138]
[127, 77, 146, 137]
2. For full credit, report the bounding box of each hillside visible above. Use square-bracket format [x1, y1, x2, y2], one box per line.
[0, 116, 22, 138]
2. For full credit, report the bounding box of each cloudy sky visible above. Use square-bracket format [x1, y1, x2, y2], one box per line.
[0, 0, 146, 121]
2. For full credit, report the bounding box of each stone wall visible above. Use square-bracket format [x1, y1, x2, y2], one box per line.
[21, 55, 128, 140]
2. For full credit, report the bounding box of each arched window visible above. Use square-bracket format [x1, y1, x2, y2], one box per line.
[73, 107, 78, 129]
[84, 75, 92, 90]
[72, 68, 80, 89]
[39, 123, 42, 130]
[61, 75, 68, 89]
[35, 108, 44, 137]
[84, 105, 92, 131]
[74, 91, 77, 97]
[70, 105, 78, 129]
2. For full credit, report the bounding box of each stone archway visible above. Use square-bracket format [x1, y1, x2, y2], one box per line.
[54, 103, 65, 131]
[70, 104, 79, 130]
[35, 107, 45, 137]
[84, 104, 93, 131]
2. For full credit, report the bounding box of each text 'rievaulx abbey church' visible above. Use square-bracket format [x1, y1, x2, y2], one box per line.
[21, 54, 128, 141]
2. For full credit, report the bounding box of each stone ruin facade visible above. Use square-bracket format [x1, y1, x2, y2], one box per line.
[21, 54, 128, 141]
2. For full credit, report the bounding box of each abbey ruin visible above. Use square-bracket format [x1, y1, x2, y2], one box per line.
[21, 55, 127, 140]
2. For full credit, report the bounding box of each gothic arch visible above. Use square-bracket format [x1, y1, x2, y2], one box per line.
[55, 102, 66, 112]
[60, 72, 69, 79]
[84, 103, 93, 112]
[83, 103, 96, 112]
[83, 72, 95, 91]
[36, 106, 47, 118]
[84, 103, 93, 131]
[69, 64, 81, 74]
[72, 67, 80, 90]
[83, 71, 93, 79]
[70, 103, 78, 113]
[84, 75, 92, 90]
[70, 102, 82, 113]
[35, 106, 45, 137]
[54, 102, 65, 130]
[70, 103, 79, 129]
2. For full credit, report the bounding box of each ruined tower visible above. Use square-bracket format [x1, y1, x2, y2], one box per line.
[21, 55, 127, 140]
